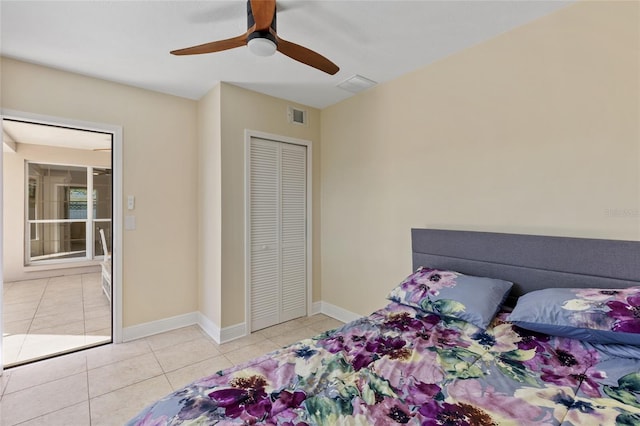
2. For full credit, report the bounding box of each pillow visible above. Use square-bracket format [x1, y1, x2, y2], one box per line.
[507, 287, 640, 345]
[387, 267, 513, 329]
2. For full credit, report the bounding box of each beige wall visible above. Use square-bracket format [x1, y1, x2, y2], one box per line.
[197, 83, 222, 325]
[320, 1, 640, 316]
[3, 144, 111, 281]
[1, 58, 199, 327]
[218, 83, 321, 327]
[2, 0, 637, 333]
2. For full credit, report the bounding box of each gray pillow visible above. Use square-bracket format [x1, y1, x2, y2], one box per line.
[508, 287, 640, 345]
[387, 267, 513, 329]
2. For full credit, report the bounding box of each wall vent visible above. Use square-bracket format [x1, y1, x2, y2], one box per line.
[287, 106, 307, 126]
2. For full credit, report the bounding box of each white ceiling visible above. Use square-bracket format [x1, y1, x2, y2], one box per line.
[1, 1, 573, 109]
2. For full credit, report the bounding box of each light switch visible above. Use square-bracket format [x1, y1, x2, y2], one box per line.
[125, 215, 136, 230]
[127, 195, 135, 210]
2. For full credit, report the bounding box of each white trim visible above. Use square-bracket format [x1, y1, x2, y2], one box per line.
[107, 300, 357, 345]
[311, 301, 322, 316]
[87, 166, 94, 259]
[0, 109, 124, 346]
[197, 314, 246, 344]
[122, 311, 198, 342]
[0, 122, 4, 374]
[220, 323, 247, 343]
[197, 313, 221, 343]
[316, 301, 363, 324]
[111, 126, 123, 343]
[244, 130, 313, 335]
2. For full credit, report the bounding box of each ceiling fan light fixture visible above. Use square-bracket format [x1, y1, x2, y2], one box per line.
[248, 37, 277, 57]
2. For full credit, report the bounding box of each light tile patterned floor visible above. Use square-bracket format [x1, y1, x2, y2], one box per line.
[0, 314, 344, 425]
[2, 272, 111, 366]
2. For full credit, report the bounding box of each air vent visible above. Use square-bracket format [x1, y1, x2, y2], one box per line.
[287, 106, 307, 126]
[337, 74, 377, 94]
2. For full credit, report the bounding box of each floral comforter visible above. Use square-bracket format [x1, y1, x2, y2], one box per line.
[128, 303, 640, 425]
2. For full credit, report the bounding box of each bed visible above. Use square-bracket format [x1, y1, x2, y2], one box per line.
[128, 229, 640, 425]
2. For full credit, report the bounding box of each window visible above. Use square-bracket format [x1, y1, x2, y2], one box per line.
[26, 162, 112, 265]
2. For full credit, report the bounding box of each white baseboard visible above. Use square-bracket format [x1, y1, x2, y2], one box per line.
[197, 313, 221, 343]
[121, 301, 360, 344]
[314, 301, 362, 323]
[197, 314, 247, 344]
[220, 323, 247, 343]
[122, 311, 198, 342]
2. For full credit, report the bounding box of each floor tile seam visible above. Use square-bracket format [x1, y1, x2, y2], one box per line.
[2, 299, 42, 309]
[86, 350, 156, 372]
[155, 350, 223, 375]
[148, 344, 171, 375]
[147, 333, 210, 354]
[2, 368, 90, 397]
[80, 273, 87, 334]
[88, 371, 167, 400]
[13, 400, 87, 426]
[85, 357, 93, 426]
[21, 303, 39, 335]
[12, 337, 30, 366]
[12, 401, 90, 426]
[25, 277, 54, 335]
[157, 352, 225, 375]
[1, 372, 12, 399]
[222, 353, 240, 366]
[3, 379, 89, 426]
[217, 340, 266, 355]
[27, 318, 87, 333]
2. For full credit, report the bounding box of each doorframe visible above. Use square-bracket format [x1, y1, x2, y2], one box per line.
[244, 129, 313, 335]
[0, 110, 124, 373]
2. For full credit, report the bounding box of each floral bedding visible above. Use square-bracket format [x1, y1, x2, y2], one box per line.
[127, 302, 640, 425]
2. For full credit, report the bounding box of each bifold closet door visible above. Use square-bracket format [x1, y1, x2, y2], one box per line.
[249, 137, 307, 331]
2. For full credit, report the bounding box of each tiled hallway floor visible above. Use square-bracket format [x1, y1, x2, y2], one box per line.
[0, 314, 344, 425]
[2, 272, 111, 366]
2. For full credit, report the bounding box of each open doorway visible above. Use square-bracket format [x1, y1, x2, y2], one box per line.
[2, 119, 113, 367]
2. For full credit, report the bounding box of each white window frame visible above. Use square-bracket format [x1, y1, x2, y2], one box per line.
[24, 161, 111, 266]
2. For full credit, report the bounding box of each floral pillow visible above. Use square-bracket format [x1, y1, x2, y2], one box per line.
[507, 287, 640, 345]
[387, 267, 513, 329]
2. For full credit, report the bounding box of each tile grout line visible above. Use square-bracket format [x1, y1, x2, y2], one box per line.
[15, 278, 49, 366]
[90, 372, 168, 401]
[85, 352, 93, 426]
[6, 371, 89, 426]
[81, 273, 87, 337]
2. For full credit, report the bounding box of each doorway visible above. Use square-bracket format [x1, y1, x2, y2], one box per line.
[1, 113, 121, 368]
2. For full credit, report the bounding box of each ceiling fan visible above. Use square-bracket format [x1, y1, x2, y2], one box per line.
[171, 0, 339, 75]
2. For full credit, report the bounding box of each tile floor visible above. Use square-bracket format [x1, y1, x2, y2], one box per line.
[0, 314, 344, 425]
[3, 272, 111, 366]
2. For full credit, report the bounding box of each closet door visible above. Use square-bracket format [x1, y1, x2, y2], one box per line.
[249, 139, 280, 330]
[279, 143, 307, 322]
[249, 137, 307, 331]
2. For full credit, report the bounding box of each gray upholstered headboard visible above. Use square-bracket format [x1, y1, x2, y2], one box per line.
[412, 229, 640, 306]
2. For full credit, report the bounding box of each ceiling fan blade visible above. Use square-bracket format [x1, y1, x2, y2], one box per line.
[171, 30, 250, 55]
[273, 33, 339, 75]
[250, 0, 276, 31]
